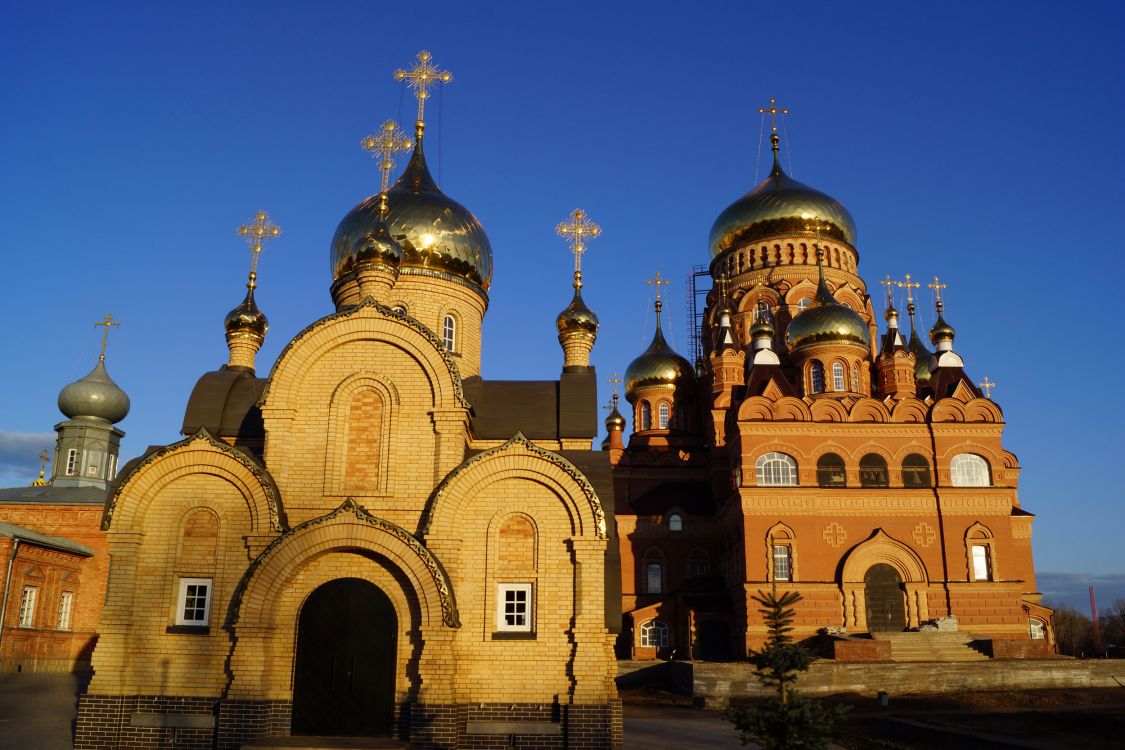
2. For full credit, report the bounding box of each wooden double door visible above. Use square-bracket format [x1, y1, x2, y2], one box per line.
[864, 563, 907, 632]
[292, 578, 397, 736]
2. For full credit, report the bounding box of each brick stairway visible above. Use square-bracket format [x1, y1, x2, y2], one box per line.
[871, 631, 989, 662]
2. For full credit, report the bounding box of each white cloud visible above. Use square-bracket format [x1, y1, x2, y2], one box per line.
[0, 428, 55, 485]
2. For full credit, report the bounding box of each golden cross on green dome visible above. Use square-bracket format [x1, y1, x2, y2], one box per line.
[394, 51, 453, 132]
[237, 210, 281, 286]
[978, 376, 996, 399]
[362, 119, 412, 195]
[556, 209, 601, 285]
[93, 313, 120, 362]
[758, 97, 789, 134]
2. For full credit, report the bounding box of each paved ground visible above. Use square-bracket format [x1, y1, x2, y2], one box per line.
[0, 674, 745, 750]
[0, 672, 89, 750]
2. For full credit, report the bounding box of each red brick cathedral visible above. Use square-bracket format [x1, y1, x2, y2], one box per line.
[608, 120, 1052, 661]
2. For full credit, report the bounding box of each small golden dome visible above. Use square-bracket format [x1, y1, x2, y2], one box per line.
[785, 278, 869, 351]
[331, 139, 492, 292]
[710, 157, 857, 258]
[605, 404, 626, 431]
[224, 286, 268, 338]
[625, 315, 695, 398]
[349, 217, 404, 274]
[929, 313, 955, 345]
[556, 288, 599, 334]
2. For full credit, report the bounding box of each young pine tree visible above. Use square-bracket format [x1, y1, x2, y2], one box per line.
[723, 587, 847, 749]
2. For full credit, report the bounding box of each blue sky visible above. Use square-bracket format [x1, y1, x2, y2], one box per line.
[1, 1, 1122, 611]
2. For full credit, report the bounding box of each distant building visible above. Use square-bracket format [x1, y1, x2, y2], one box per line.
[608, 121, 1053, 661]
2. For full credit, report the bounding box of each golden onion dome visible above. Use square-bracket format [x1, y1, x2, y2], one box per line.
[786, 276, 869, 351]
[556, 288, 599, 334]
[331, 138, 492, 292]
[709, 156, 856, 259]
[349, 215, 404, 273]
[605, 403, 626, 431]
[929, 313, 956, 345]
[224, 285, 268, 338]
[625, 312, 695, 398]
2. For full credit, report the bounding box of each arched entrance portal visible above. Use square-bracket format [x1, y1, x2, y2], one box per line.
[292, 578, 397, 736]
[864, 564, 906, 632]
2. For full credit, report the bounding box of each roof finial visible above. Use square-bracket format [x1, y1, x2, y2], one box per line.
[928, 275, 948, 314]
[394, 51, 453, 141]
[31, 449, 49, 486]
[362, 119, 412, 215]
[236, 210, 281, 292]
[978, 376, 996, 399]
[608, 371, 623, 404]
[898, 273, 921, 318]
[758, 96, 789, 164]
[556, 208, 602, 291]
[94, 313, 120, 363]
[880, 274, 897, 309]
[647, 271, 670, 322]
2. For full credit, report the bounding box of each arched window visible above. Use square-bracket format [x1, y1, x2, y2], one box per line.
[966, 524, 996, 582]
[810, 361, 825, 394]
[902, 453, 932, 487]
[639, 619, 670, 648]
[391, 305, 406, 315]
[832, 362, 845, 391]
[816, 453, 846, 487]
[688, 549, 709, 577]
[1029, 618, 1046, 640]
[343, 389, 384, 492]
[645, 562, 663, 594]
[773, 544, 793, 581]
[667, 513, 683, 532]
[658, 402, 670, 429]
[640, 402, 652, 431]
[442, 314, 456, 352]
[755, 452, 798, 487]
[951, 453, 991, 487]
[851, 365, 860, 392]
[859, 454, 889, 487]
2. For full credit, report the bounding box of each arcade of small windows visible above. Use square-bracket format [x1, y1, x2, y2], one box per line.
[755, 452, 798, 486]
[636, 400, 680, 431]
[859, 454, 889, 488]
[807, 360, 859, 395]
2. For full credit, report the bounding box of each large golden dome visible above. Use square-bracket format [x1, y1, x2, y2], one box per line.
[625, 315, 695, 398]
[331, 139, 493, 292]
[709, 158, 856, 258]
[786, 277, 869, 351]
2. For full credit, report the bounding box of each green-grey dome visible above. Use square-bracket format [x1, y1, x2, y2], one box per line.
[710, 159, 856, 258]
[58, 360, 130, 423]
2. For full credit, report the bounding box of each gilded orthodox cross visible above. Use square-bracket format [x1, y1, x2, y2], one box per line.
[607, 372, 623, 400]
[646, 271, 670, 302]
[978, 376, 996, 399]
[879, 274, 897, 307]
[361, 119, 412, 197]
[897, 273, 920, 303]
[555, 209, 601, 288]
[394, 51, 453, 131]
[927, 275, 948, 311]
[93, 313, 120, 362]
[38, 449, 49, 474]
[758, 97, 789, 134]
[237, 211, 281, 289]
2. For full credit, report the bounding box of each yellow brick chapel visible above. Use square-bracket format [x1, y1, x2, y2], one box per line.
[75, 52, 621, 750]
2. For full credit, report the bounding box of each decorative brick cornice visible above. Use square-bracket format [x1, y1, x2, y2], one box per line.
[257, 296, 470, 409]
[240, 497, 460, 628]
[421, 432, 607, 539]
[101, 427, 283, 532]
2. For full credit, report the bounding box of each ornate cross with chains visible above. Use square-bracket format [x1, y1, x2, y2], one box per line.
[394, 51, 453, 126]
[94, 313, 120, 362]
[978, 376, 996, 399]
[758, 97, 789, 134]
[555, 209, 601, 280]
[928, 275, 948, 308]
[237, 210, 281, 284]
[897, 273, 920, 304]
[361, 119, 412, 195]
[879, 274, 897, 307]
[646, 271, 670, 302]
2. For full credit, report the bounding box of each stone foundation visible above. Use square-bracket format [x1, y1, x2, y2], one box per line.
[75, 696, 623, 749]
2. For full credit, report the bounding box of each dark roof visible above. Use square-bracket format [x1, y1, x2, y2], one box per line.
[181, 366, 266, 438]
[742, 364, 798, 399]
[0, 521, 94, 556]
[928, 366, 982, 400]
[465, 369, 598, 441]
[629, 481, 714, 515]
[0, 484, 107, 505]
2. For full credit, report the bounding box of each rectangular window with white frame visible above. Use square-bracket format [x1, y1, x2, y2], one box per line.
[971, 545, 992, 581]
[496, 583, 532, 632]
[65, 449, 77, 476]
[175, 577, 213, 626]
[18, 586, 37, 627]
[773, 545, 792, 581]
[57, 592, 74, 630]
